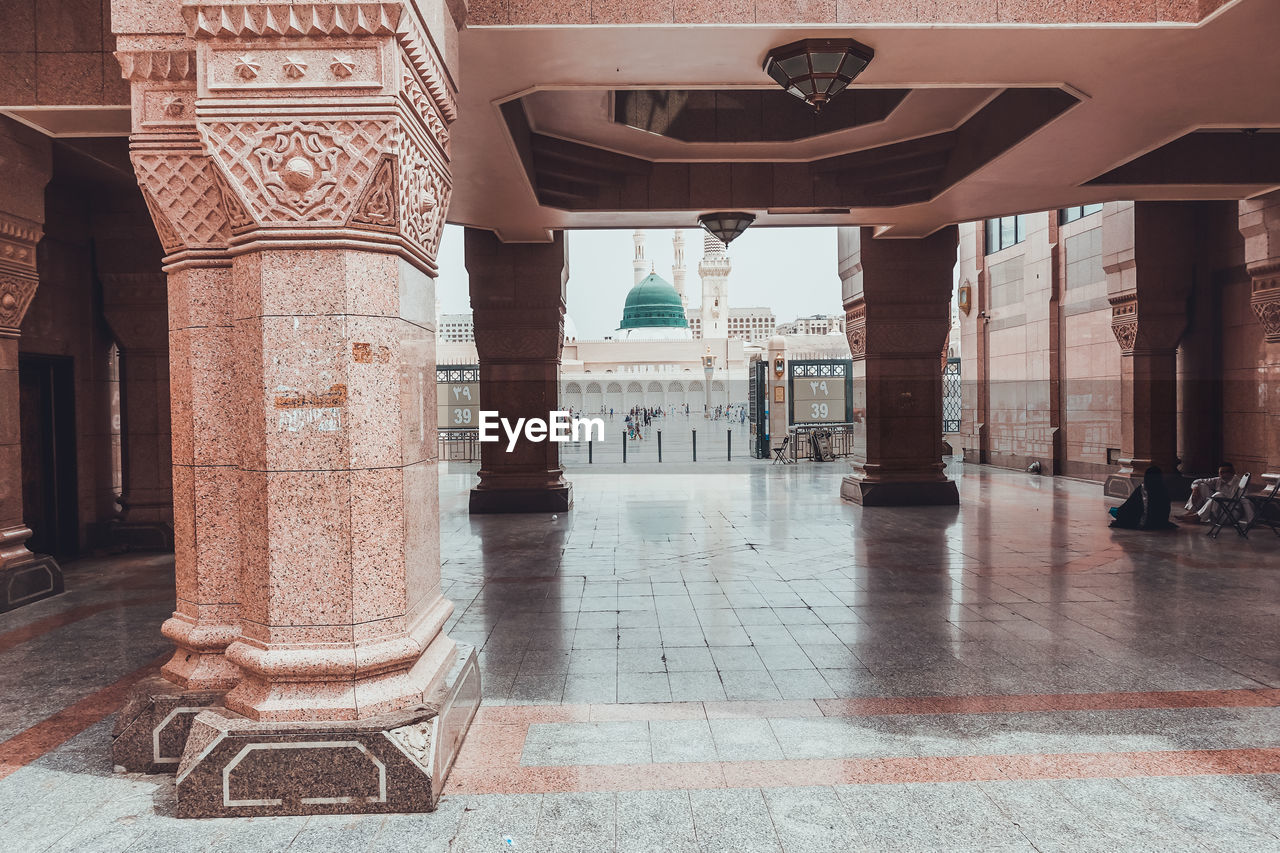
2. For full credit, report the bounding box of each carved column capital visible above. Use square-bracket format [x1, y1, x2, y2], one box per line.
[0, 212, 43, 337]
[152, 1, 458, 274]
[1108, 292, 1186, 354]
[845, 300, 866, 359]
[1250, 264, 1280, 343]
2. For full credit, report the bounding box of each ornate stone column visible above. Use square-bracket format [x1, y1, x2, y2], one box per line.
[110, 43, 243, 772]
[0, 120, 63, 612]
[1102, 203, 1195, 501]
[465, 228, 572, 514]
[94, 199, 174, 550]
[112, 2, 479, 817]
[840, 226, 959, 506]
[1239, 192, 1280, 481]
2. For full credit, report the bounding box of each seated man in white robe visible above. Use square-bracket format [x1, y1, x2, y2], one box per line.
[1181, 462, 1254, 524]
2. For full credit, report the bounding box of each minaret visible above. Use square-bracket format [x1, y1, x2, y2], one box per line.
[698, 231, 731, 339]
[671, 230, 688, 312]
[632, 229, 647, 285]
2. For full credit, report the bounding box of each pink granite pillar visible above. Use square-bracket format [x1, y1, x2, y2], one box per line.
[112, 1, 481, 817]
[0, 118, 63, 612]
[1102, 203, 1196, 501]
[840, 226, 959, 506]
[465, 228, 572, 514]
[110, 52, 243, 771]
[1239, 192, 1280, 487]
[95, 200, 174, 550]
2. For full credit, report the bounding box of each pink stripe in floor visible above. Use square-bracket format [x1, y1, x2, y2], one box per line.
[0, 657, 164, 782]
[445, 688, 1280, 795]
[447, 748, 1280, 796]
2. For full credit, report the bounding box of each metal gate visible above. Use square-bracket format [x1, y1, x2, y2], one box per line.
[943, 357, 961, 433]
[749, 359, 769, 458]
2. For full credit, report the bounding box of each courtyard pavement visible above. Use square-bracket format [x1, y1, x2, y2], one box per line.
[1, 459, 1278, 850]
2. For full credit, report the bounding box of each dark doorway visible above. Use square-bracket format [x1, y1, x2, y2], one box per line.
[19, 355, 79, 558]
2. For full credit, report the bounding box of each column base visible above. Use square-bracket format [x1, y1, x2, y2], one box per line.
[111, 675, 226, 773]
[174, 645, 480, 818]
[469, 483, 573, 514]
[1, 553, 64, 613]
[107, 520, 175, 552]
[841, 476, 959, 507]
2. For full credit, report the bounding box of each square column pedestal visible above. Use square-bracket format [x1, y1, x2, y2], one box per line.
[839, 226, 960, 507]
[174, 646, 478, 817]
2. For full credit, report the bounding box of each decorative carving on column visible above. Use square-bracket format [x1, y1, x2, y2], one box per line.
[0, 205, 64, 613]
[1109, 294, 1139, 352]
[0, 274, 37, 329]
[1250, 264, 1280, 343]
[845, 302, 866, 357]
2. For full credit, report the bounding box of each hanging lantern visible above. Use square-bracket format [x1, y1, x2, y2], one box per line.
[763, 38, 874, 113]
[697, 211, 755, 245]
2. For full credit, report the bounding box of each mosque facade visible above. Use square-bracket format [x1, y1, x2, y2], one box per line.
[439, 230, 852, 414]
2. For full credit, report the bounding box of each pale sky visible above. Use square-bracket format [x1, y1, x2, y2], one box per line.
[435, 225, 844, 340]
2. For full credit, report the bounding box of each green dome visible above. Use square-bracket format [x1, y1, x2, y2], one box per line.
[619, 273, 689, 329]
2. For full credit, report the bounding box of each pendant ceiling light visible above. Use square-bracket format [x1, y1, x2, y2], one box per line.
[763, 38, 875, 113]
[697, 212, 755, 246]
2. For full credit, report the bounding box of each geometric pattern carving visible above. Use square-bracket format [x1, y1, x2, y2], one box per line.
[845, 300, 866, 358]
[1111, 320, 1139, 352]
[398, 127, 451, 262]
[866, 320, 949, 354]
[0, 275, 39, 332]
[401, 68, 449, 154]
[208, 165, 255, 232]
[1251, 277, 1280, 343]
[139, 187, 184, 255]
[473, 326, 563, 361]
[1109, 293, 1140, 353]
[132, 151, 233, 251]
[183, 3, 401, 39]
[200, 119, 393, 226]
[350, 156, 398, 230]
[116, 50, 197, 81]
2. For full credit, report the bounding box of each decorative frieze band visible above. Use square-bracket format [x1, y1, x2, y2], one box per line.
[181, 1, 457, 123]
[0, 212, 41, 278]
[116, 50, 198, 81]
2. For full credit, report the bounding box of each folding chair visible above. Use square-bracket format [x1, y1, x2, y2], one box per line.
[772, 435, 792, 465]
[1242, 479, 1280, 538]
[1207, 472, 1250, 539]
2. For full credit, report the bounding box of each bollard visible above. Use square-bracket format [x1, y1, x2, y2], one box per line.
[588, 439, 593, 464]
[622, 431, 627, 463]
[727, 429, 732, 461]
[692, 429, 697, 462]
[657, 429, 663, 462]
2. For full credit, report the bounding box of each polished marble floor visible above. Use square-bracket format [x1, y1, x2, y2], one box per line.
[1, 460, 1278, 851]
